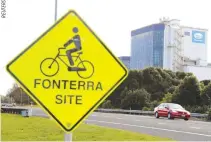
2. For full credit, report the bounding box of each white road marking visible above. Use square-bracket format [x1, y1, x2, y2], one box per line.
[93, 112, 211, 125]
[91, 114, 145, 121]
[86, 119, 211, 137]
[188, 120, 211, 125]
[158, 122, 166, 125]
[91, 115, 123, 120]
[190, 127, 201, 129]
[93, 112, 153, 119]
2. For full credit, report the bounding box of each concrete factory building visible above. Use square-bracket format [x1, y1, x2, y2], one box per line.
[119, 56, 130, 69]
[130, 18, 210, 81]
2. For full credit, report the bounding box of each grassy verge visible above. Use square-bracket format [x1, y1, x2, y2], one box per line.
[1, 113, 173, 141]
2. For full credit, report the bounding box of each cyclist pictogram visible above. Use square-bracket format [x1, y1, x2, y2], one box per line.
[40, 27, 94, 79]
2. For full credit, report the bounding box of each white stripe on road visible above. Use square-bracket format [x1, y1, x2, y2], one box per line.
[92, 112, 211, 125]
[86, 119, 211, 137]
[158, 122, 166, 125]
[91, 115, 124, 120]
[190, 127, 201, 129]
[91, 114, 145, 121]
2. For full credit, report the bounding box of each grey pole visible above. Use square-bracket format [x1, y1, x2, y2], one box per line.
[55, 0, 57, 21]
[55, 0, 73, 141]
[20, 88, 22, 106]
[64, 133, 72, 142]
[28, 96, 29, 105]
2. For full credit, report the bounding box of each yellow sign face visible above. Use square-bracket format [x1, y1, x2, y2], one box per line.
[6, 10, 128, 132]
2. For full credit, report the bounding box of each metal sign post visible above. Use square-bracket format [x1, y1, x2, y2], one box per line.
[54, 1, 73, 140]
[64, 133, 72, 142]
[54, 1, 73, 141]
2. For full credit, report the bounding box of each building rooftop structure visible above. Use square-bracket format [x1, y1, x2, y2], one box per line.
[130, 17, 210, 80]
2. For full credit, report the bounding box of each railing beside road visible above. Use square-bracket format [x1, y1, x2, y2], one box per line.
[1, 106, 208, 119]
[1, 106, 32, 116]
[95, 108, 208, 118]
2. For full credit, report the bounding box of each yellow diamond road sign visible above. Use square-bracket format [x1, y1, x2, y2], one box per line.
[6, 10, 128, 132]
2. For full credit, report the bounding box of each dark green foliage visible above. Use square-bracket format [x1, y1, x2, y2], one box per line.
[207, 109, 211, 121]
[160, 93, 173, 103]
[166, 86, 176, 94]
[184, 105, 209, 113]
[200, 83, 211, 105]
[120, 89, 150, 110]
[173, 76, 201, 105]
[200, 80, 211, 86]
[149, 100, 159, 109]
[105, 67, 208, 112]
[101, 100, 113, 109]
[176, 71, 187, 80]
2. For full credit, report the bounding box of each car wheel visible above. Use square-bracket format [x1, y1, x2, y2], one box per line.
[155, 112, 159, 118]
[184, 118, 188, 121]
[168, 112, 173, 119]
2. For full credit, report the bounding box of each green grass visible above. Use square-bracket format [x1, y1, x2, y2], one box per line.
[1, 113, 173, 141]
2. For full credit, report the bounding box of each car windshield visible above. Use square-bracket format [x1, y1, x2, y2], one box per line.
[168, 104, 184, 109]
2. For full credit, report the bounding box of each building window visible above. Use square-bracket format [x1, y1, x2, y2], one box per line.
[184, 31, 190, 36]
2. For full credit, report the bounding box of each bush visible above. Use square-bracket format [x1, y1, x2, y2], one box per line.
[149, 100, 159, 109]
[142, 107, 151, 111]
[207, 109, 211, 121]
[160, 93, 173, 103]
[101, 100, 113, 109]
[173, 76, 201, 105]
[184, 105, 209, 113]
[120, 89, 151, 110]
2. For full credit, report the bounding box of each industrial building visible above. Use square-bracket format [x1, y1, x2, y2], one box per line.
[130, 18, 211, 81]
[119, 56, 130, 69]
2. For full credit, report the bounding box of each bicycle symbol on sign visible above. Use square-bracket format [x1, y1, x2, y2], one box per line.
[40, 27, 94, 79]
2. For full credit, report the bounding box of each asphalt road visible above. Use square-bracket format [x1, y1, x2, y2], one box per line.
[31, 107, 211, 141]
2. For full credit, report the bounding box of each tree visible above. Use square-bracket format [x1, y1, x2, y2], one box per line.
[142, 67, 163, 100]
[176, 71, 187, 80]
[176, 71, 193, 80]
[166, 86, 176, 94]
[173, 75, 201, 105]
[201, 83, 211, 106]
[1, 95, 14, 103]
[6, 83, 35, 105]
[99, 67, 207, 111]
[200, 82, 205, 91]
[101, 100, 113, 109]
[160, 93, 173, 103]
[200, 80, 211, 86]
[108, 70, 142, 107]
[164, 69, 176, 79]
[121, 89, 151, 110]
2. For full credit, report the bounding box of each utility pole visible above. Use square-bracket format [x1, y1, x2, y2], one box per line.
[55, 0, 57, 22]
